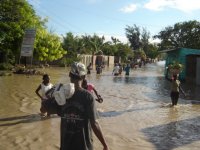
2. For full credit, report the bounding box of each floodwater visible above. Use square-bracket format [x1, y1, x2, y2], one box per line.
[1, 62, 200, 150]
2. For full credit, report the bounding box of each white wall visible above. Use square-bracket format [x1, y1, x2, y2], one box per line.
[78, 54, 115, 66]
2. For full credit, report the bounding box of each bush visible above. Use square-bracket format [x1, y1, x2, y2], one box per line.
[59, 57, 81, 67]
[0, 63, 13, 70]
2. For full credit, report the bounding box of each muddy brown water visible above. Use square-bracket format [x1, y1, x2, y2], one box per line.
[1, 62, 200, 150]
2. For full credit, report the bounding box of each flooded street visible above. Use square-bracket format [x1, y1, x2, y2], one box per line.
[1, 62, 200, 150]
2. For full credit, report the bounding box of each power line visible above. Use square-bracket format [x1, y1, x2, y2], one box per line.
[50, 1, 165, 28]
[29, 0, 86, 34]
[28, 0, 163, 37]
[29, 0, 164, 30]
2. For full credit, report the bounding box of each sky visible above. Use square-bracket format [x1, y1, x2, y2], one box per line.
[27, 0, 200, 43]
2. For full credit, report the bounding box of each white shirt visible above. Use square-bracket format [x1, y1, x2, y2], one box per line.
[113, 65, 120, 74]
[41, 83, 53, 99]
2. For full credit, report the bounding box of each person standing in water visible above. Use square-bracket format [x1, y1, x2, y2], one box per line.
[35, 74, 53, 117]
[87, 62, 92, 74]
[58, 62, 109, 150]
[166, 74, 186, 106]
[82, 79, 103, 103]
[124, 64, 131, 76]
[112, 63, 120, 76]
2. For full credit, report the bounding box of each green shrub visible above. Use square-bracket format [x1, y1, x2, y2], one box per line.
[0, 63, 13, 70]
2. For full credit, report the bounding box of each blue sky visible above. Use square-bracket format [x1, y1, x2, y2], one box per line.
[27, 0, 200, 43]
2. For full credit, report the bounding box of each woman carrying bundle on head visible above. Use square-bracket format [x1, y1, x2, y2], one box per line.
[166, 74, 186, 106]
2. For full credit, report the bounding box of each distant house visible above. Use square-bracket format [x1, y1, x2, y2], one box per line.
[162, 48, 200, 85]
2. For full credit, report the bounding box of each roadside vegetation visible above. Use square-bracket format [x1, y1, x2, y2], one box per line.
[1, 0, 200, 71]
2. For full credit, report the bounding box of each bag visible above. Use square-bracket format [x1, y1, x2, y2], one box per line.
[43, 83, 75, 115]
[42, 98, 60, 115]
[42, 84, 64, 115]
[53, 83, 75, 105]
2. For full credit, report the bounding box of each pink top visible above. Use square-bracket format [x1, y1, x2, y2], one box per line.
[87, 83, 94, 93]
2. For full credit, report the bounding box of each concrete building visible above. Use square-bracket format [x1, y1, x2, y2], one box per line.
[163, 48, 200, 85]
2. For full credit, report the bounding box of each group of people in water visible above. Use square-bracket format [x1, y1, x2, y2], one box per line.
[86, 61, 132, 76]
[35, 61, 186, 150]
[112, 63, 131, 76]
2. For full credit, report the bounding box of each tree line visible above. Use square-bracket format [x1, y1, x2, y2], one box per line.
[0, 0, 200, 69]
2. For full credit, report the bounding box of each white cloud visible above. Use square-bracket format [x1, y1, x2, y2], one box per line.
[144, 0, 173, 11]
[120, 4, 138, 13]
[144, 0, 200, 13]
[172, 0, 200, 12]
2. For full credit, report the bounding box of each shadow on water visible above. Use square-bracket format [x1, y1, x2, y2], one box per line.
[142, 116, 200, 150]
[99, 105, 159, 117]
[0, 114, 58, 126]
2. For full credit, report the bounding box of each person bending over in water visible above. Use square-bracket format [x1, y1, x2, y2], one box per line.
[82, 79, 103, 103]
[166, 74, 186, 106]
[35, 74, 53, 117]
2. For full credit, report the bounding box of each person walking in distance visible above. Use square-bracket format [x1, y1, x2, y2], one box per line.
[87, 62, 92, 74]
[58, 62, 109, 150]
[124, 64, 131, 76]
[112, 63, 120, 76]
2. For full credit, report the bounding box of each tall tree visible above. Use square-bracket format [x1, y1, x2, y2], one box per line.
[0, 0, 45, 63]
[62, 32, 79, 56]
[146, 43, 159, 59]
[125, 25, 141, 50]
[154, 20, 200, 50]
[34, 29, 66, 62]
[0, 0, 65, 65]
[114, 43, 133, 62]
[141, 28, 150, 54]
[89, 34, 105, 54]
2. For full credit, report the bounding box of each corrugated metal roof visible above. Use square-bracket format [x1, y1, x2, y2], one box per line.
[159, 48, 180, 53]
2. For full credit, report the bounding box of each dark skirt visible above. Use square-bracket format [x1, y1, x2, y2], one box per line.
[41, 98, 61, 115]
[170, 91, 179, 105]
[170, 91, 179, 100]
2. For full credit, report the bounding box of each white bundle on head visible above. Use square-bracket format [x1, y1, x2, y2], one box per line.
[63, 83, 75, 99]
